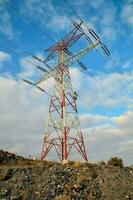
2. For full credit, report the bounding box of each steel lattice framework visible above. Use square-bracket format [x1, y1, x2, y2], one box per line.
[41, 53, 88, 162]
[23, 21, 110, 163]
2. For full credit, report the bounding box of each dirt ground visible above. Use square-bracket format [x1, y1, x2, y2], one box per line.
[0, 150, 133, 200]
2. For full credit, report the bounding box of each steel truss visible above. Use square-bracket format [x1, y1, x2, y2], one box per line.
[23, 20, 110, 163]
[41, 51, 87, 162]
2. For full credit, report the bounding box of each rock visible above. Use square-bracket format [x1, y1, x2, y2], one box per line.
[0, 188, 11, 197]
[125, 194, 131, 199]
[10, 195, 22, 200]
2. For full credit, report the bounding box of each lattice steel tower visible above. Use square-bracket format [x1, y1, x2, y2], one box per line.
[23, 21, 110, 163]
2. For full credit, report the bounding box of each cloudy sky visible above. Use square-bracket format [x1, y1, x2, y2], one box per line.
[0, 0, 133, 165]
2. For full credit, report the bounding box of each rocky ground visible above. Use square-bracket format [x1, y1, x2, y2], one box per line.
[0, 150, 133, 200]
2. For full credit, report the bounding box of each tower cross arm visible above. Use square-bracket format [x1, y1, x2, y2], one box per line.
[66, 41, 100, 66]
[35, 67, 58, 85]
[34, 41, 100, 85]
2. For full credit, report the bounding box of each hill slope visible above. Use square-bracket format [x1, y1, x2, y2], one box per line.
[0, 150, 133, 200]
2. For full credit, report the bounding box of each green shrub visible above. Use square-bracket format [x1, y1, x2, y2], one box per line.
[107, 157, 123, 168]
[99, 161, 106, 165]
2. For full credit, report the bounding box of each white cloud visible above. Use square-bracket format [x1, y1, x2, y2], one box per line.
[0, 51, 11, 68]
[47, 15, 72, 33]
[0, 51, 11, 62]
[113, 111, 133, 135]
[128, 102, 133, 109]
[121, 3, 133, 26]
[21, 0, 72, 35]
[0, 70, 133, 164]
[80, 114, 108, 128]
[89, 0, 105, 9]
[82, 111, 133, 164]
[69, 67, 83, 89]
[18, 55, 55, 95]
[19, 56, 37, 78]
[100, 3, 121, 42]
[77, 0, 122, 42]
[18, 55, 48, 80]
[117, 139, 133, 155]
[76, 70, 133, 111]
[101, 26, 118, 41]
[0, 0, 132, 165]
[0, 74, 48, 157]
[80, 110, 133, 137]
[123, 58, 133, 69]
[0, 3, 13, 39]
[83, 126, 113, 162]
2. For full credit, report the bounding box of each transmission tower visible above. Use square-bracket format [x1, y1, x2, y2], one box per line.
[23, 21, 110, 163]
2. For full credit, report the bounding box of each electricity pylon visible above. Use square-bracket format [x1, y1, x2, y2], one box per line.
[23, 21, 110, 163]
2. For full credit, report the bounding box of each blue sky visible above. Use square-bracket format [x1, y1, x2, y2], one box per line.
[0, 0, 133, 164]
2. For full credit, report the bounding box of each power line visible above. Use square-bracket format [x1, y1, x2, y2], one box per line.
[23, 57, 116, 122]
[0, 42, 35, 61]
[62, 0, 129, 110]
[84, 70, 125, 111]
[2, 1, 119, 140]
[0, 40, 126, 112]
[0, 43, 116, 129]
[23, 59, 114, 116]
[25, 65, 117, 127]
[66, 51, 126, 111]
[63, 0, 93, 31]
[5, 0, 55, 43]
[62, 0, 130, 96]
[0, 43, 53, 97]
[106, 57, 130, 94]
[28, 64, 115, 126]
[78, 94, 116, 127]
[6, 0, 128, 99]
[24, 60, 113, 120]
[1, 1, 128, 113]
[63, 0, 82, 21]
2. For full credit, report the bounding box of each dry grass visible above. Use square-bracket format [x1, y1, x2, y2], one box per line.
[73, 161, 82, 168]
[55, 195, 70, 200]
[0, 159, 44, 168]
